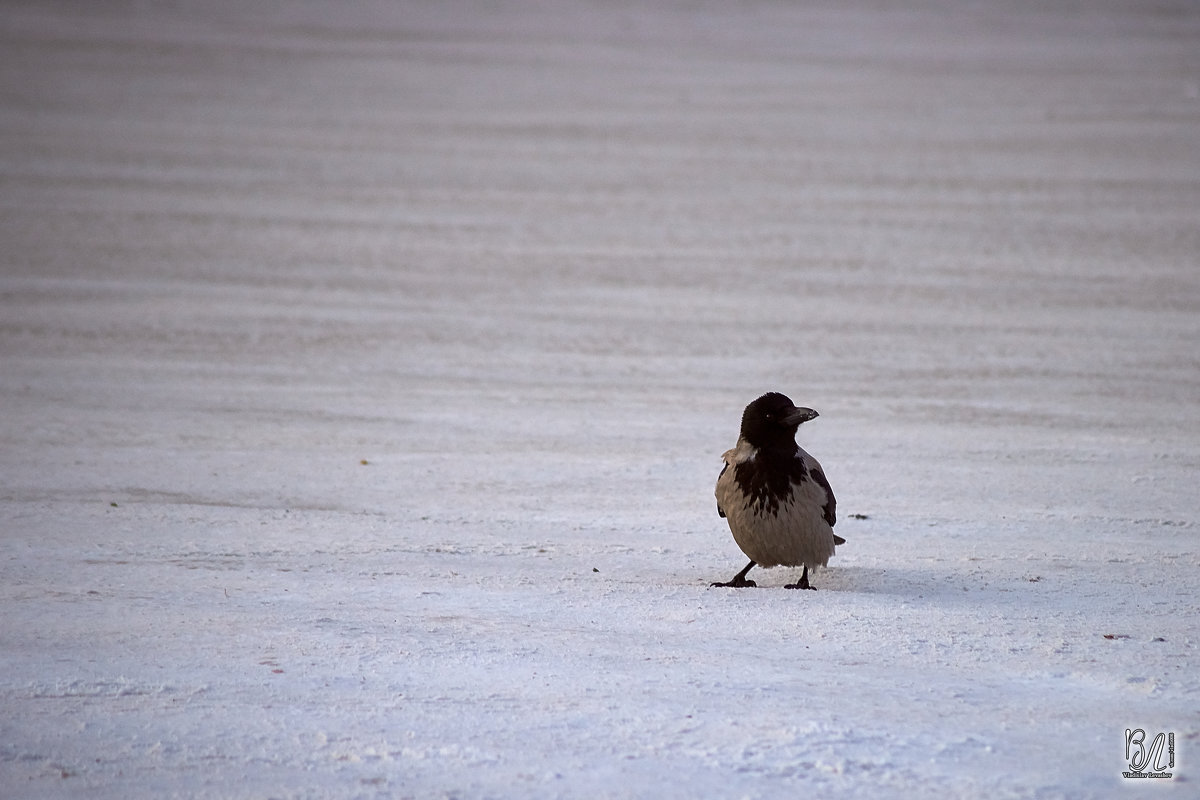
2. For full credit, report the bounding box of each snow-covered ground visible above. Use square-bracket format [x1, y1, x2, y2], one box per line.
[2, 1, 1198, 797]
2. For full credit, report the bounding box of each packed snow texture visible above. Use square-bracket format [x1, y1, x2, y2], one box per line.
[2, 1, 1199, 797]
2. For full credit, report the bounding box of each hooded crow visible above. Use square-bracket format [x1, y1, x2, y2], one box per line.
[713, 392, 843, 590]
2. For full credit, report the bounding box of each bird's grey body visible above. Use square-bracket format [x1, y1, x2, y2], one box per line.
[713, 392, 841, 589]
[715, 439, 837, 569]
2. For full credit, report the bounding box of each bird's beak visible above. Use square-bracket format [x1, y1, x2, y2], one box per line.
[784, 407, 819, 425]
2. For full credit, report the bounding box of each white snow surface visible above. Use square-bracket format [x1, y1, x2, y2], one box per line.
[2, 1, 1199, 797]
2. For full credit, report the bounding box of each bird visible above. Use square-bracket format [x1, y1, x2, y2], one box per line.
[712, 392, 843, 590]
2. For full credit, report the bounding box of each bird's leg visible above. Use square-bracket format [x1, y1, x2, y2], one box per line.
[784, 565, 815, 590]
[711, 560, 757, 588]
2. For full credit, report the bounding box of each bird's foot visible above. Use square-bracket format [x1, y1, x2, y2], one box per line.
[712, 560, 757, 588]
[784, 566, 814, 590]
[710, 577, 757, 588]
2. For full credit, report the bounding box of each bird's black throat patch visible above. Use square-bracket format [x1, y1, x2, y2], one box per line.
[733, 446, 808, 515]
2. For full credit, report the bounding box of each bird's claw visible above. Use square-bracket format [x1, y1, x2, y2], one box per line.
[710, 578, 757, 588]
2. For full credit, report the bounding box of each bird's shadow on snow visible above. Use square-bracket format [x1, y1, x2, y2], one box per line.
[812, 564, 1009, 604]
[818, 565, 934, 596]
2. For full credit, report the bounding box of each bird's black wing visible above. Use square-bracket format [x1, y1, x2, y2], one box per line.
[808, 465, 837, 528]
[716, 462, 728, 517]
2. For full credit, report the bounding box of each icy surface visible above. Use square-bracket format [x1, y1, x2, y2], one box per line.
[2, 1, 1198, 797]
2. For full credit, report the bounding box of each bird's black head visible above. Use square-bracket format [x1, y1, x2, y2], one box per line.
[739, 392, 818, 449]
